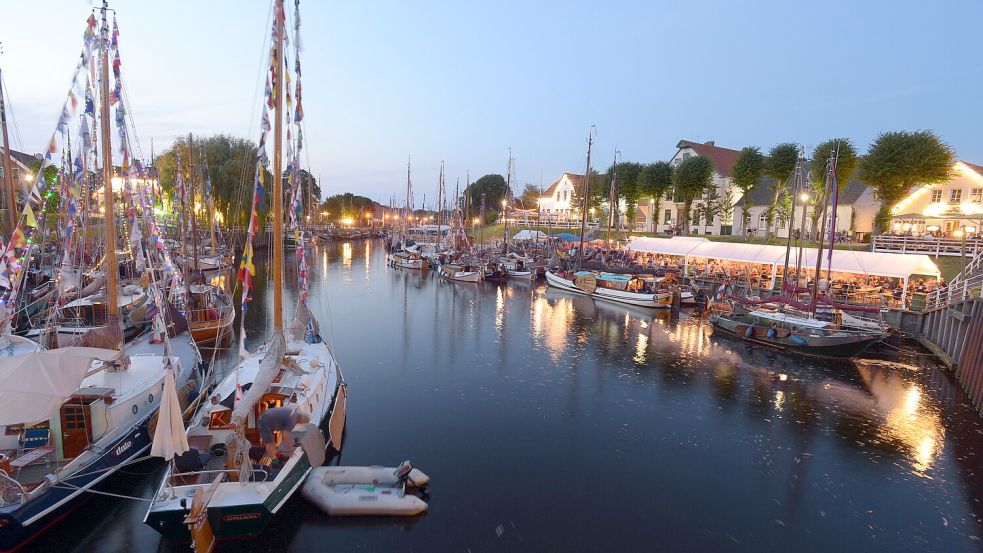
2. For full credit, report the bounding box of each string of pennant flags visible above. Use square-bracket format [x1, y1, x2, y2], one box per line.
[238, 0, 310, 326]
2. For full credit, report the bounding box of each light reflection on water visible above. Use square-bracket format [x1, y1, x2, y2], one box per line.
[29, 239, 983, 553]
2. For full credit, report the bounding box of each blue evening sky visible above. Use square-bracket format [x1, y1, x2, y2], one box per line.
[0, 0, 980, 204]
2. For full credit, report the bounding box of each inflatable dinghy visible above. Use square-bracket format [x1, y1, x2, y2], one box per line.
[302, 461, 430, 516]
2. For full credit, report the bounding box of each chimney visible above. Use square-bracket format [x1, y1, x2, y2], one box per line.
[705, 140, 715, 146]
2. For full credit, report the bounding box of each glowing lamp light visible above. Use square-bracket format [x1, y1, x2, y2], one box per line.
[473, 218, 480, 224]
[799, 193, 809, 202]
[341, 217, 354, 225]
[953, 229, 964, 238]
[23, 173, 32, 182]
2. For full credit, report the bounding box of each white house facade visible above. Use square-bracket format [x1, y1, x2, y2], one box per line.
[731, 180, 879, 239]
[538, 173, 582, 221]
[889, 161, 983, 236]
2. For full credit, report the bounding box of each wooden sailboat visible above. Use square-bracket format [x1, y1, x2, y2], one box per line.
[182, 135, 234, 347]
[144, 1, 347, 541]
[708, 150, 887, 358]
[0, 7, 201, 550]
[387, 159, 427, 270]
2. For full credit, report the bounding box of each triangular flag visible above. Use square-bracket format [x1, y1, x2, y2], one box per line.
[23, 206, 37, 229]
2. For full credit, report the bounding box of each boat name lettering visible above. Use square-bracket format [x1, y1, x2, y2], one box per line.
[223, 512, 262, 522]
[113, 440, 133, 457]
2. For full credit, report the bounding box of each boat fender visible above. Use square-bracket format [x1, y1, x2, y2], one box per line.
[767, 328, 777, 338]
[790, 335, 808, 346]
[744, 326, 754, 339]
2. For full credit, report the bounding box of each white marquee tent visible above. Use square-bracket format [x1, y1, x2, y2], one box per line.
[627, 236, 940, 305]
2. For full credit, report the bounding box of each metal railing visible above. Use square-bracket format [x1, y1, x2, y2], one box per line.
[872, 235, 983, 257]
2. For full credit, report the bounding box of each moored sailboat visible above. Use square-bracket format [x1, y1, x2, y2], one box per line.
[144, 1, 347, 541]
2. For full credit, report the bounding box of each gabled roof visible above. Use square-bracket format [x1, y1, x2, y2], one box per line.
[541, 173, 608, 198]
[0, 147, 37, 173]
[675, 140, 741, 178]
[959, 160, 983, 176]
[735, 176, 869, 207]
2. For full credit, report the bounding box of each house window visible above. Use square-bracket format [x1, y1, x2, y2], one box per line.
[758, 212, 767, 229]
[973, 188, 982, 203]
[779, 217, 787, 229]
[682, 152, 692, 161]
[931, 189, 943, 203]
[664, 209, 671, 224]
[692, 210, 700, 226]
[950, 189, 962, 204]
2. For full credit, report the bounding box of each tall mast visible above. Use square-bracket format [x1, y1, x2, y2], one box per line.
[577, 126, 595, 267]
[607, 148, 618, 245]
[98, 1, 120, 336]
[272, 0, 285, 330]
[188, 133, 198, 273]
[0, 65, 16, 236]
[436, 161, 444, 250]
[504, 148, 512, 252]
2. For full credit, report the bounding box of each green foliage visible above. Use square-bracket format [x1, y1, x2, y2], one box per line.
[465, 174, 508, 218]
[637, 161, 673, 227]
[763, 142, 799, 238]
[672, 155, 714, 234]
[810, 138, 859, 195]
[156, 134, 263, 228]
[694, 186, 723, 233]
[586, 170, 609, 213]
[860, 130, 955, 232]
[608, 161, 642, 221]
[519, 183, 540, 209]
[731, 146, 763, 234]
[322, 193, 376, 221]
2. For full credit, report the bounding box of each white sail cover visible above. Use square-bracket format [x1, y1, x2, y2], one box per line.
[232, 332, 285, 423]
[0, 348, 119, 426]
[151, 368, 189, 461]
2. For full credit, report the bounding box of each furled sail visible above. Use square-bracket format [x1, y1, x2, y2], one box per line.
[231, 331, 285, 424]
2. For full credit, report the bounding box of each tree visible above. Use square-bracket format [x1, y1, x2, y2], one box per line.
[465, 174, 508, 219]
[156, 134, 262, 228]
[637, 161, 673, 232]
[608, 161, 642, 225]
[672, 155, 714, 235]
[731, 146, 763, 240]
[694, 186, 722, 235]
[322, 193, 377, 222]
[808, 138, 859, 235]
[860, 130, 955, 234]
[764, 142, 799, 240]
[519, 183, 540, 209]
[585, 170, 609, 216]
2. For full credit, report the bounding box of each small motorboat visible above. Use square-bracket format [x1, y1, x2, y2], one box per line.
[302, 461, 430, 516]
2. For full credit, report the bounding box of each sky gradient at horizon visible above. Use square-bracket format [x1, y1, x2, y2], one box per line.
[0, 0, 980, 205]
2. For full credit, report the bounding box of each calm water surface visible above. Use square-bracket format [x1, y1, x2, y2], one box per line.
[29, 239, 983, 552]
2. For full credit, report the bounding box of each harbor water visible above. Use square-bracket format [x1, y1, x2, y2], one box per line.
[26, 239, 983, 552]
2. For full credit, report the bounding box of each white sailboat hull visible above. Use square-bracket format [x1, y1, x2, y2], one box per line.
[545, 271, 670, 308]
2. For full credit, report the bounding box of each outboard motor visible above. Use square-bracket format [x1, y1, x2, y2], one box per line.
[394, 460, 413, 483]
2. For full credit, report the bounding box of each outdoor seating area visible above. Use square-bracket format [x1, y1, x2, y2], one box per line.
[626, 236, 943, 311]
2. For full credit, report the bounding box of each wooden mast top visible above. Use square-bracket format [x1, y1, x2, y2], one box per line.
[188, 133, 198, 273]
[99, 2, 121, 334]
[0, 66, 16, 236]
[271, 0, 285, 331]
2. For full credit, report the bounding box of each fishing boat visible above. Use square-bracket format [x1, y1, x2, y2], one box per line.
[708, 150, 886, 358]
[144, 1, 347, 542]
[388, 248, 426, 270]
[438, 262, 483, 283]
[546, 270, 671, 308]
[184, 283, 235, 347]
[0, 8, 201, 549]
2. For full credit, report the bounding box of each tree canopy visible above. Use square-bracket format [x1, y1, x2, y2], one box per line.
[518, 183, 541, 209]
[608, 161, 642, 220]
[860, 130, 955, 232]
[465, 174, 508, 217]
[810, 138, 858, 194]
[731, 146, 763, 238]
[672, 155, 714, 235]
[637, 161, 673, 228]
[322, 193, 376, 220]
[156, 134, 261, 228]
[763, 142, 799, 239]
